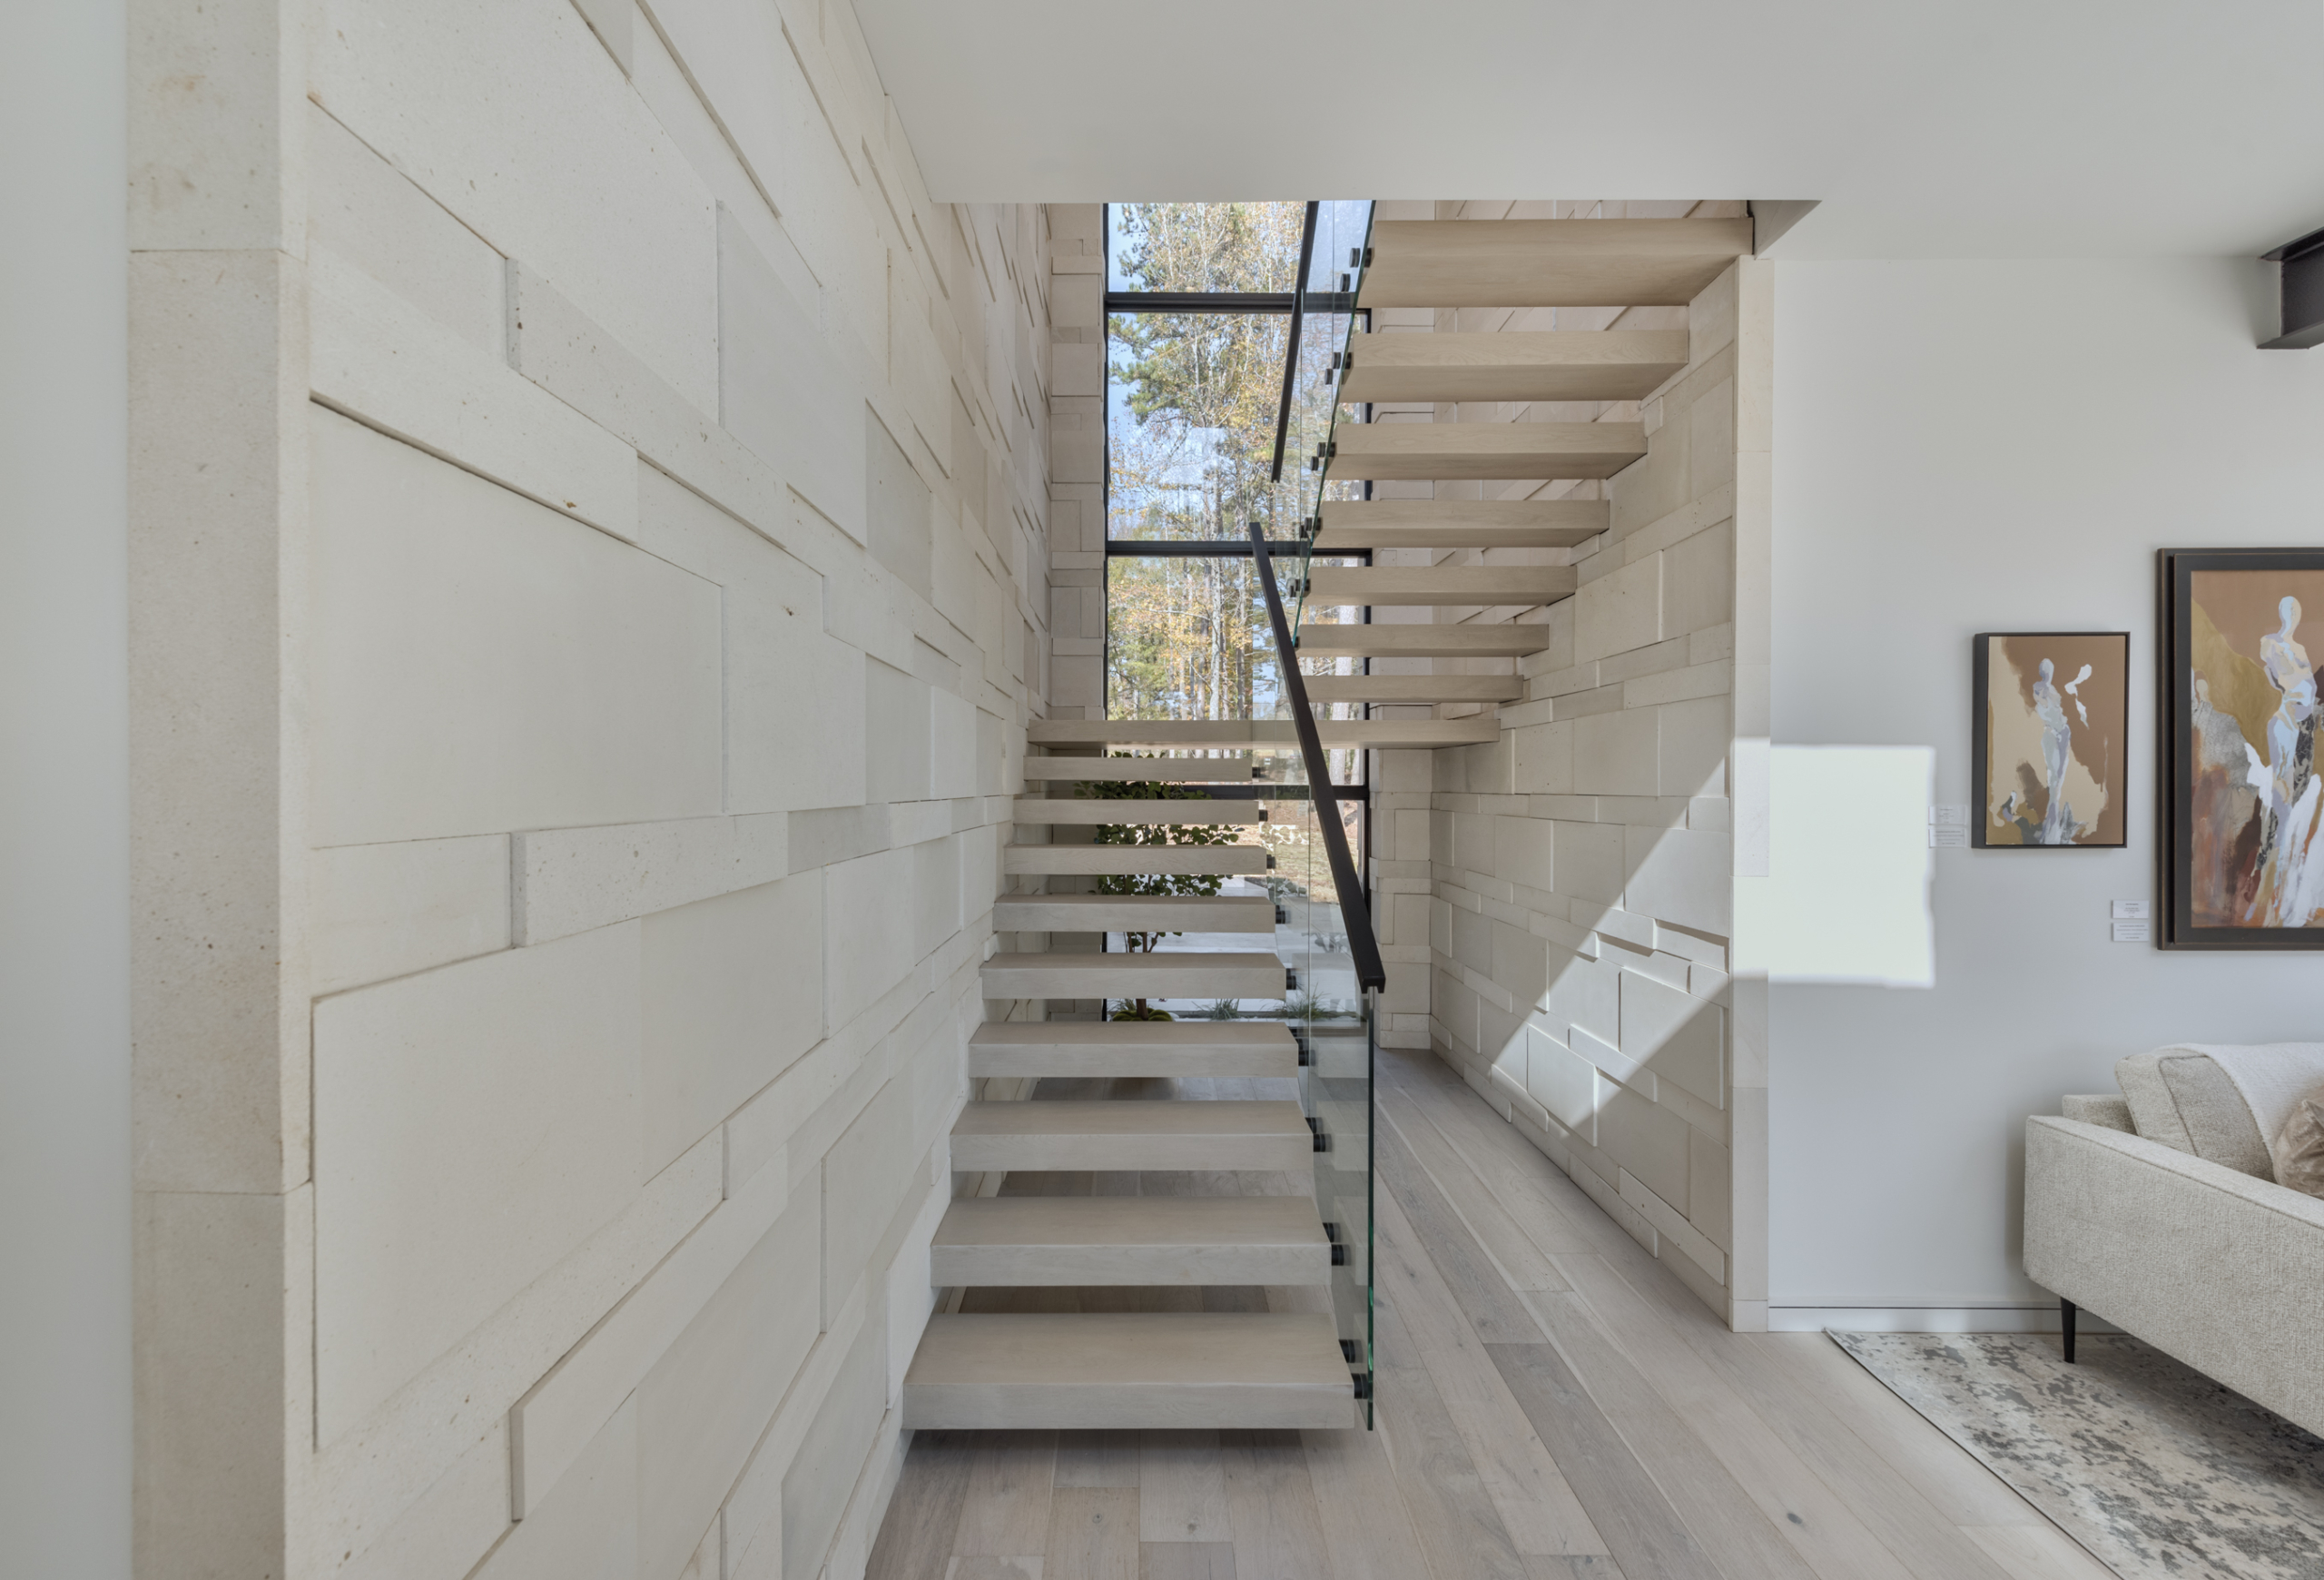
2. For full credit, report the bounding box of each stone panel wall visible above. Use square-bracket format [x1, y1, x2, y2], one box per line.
[128, 1, 1054, 1574]
[1359, 201, 1771, 1328]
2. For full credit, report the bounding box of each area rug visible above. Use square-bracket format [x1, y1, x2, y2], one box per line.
[1832, 1332, 2324, 1579]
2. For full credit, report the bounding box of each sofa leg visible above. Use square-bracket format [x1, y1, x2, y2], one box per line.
[2061, 1299, 2076, 1363]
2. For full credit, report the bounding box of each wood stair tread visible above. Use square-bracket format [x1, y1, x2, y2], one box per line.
[968, 1020, 1297, 1078]
[1306, 565, 1575, 608]
[991, 894, 1275, 933]
[980, 952, 1287, 1000]
[1314, 498, 1607, 550]
[1296, 624, 1552, 658]
[949, 1098, 1314, 1173]
[1328, 420, 1647, 481]
[952, 1100, 1307, 1139]
[1336, 329, 1688, 403]
[1012, 797, 1264, 824]
[1002, 844, 1269, 877]
[902, 1312, 1354, 1429]
[931, 1196, 1331, 1287]
[1357, 217, 1751, 308]
[1304, 675, 1522, 705]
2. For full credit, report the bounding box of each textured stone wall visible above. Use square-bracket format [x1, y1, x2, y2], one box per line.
[1043, 202, 1108, 721]
[128, 1, 1054, 1574]
[1360, 201, 1771, 1328]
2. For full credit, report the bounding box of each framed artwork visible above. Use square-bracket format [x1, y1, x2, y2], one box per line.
[1972, 632, 2130, 848]
[2161, 549, 2324, 948]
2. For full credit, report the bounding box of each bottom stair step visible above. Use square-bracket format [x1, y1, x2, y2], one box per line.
[902, 1312, 1356, 1429]
[931, 1196, 1332, 1286]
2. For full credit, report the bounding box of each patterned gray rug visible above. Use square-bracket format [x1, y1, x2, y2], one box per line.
[1833, 1332, 2324, 1579]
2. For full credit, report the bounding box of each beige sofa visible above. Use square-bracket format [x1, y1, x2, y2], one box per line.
[2024, 1043, 2324, 1439]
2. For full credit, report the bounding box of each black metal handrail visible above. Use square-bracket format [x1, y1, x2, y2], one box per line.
[1248, 519, 1385, 992]
[1268, 202, 1321, 483]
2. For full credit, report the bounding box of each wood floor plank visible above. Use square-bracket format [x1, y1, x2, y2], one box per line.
[865, 1429, 976, 1580]
[1751, 1336, 2044, 1531]
[1563, 1256, 2024, 1580]
[1960, 1525, 2117, 1580]
[1486, 1342, 1728, 1580]
[1138, 1431, 1230, 1544]
[1371, 1300, 1531, 1580]
[1376, 1064, 1618, 1260]
[1137, 1542, 1236, 1579]
[1521, 1289, 1819, 1580]
[1299, 1416, 1433, 1580]
[1547, 1255, 1927, 1580]
[955, 1431, 1059, 1558]
[1525, 1560, 1626, 1579]
[1372, 1190, 1609, 1559]
[945, 1558, 1043, 1580]
[1378, 1097, 1574, 1288]
[1056, 1431, 1142, 1489]
[1047, 1486, 1139, 1580]
[1374, 1123, 1544, 1341]
[1217, 1429, 1333, 1580]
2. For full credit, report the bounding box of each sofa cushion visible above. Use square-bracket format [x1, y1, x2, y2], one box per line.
[2277, 1097, 2324, 1199]
[2118, 1044, 2324, 1182]
[2117, 1051, 2273, 1178]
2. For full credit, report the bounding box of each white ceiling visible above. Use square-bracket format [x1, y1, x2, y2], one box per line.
[849, 0, 2324, 258]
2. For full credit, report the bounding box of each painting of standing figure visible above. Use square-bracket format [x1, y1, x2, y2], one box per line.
[1973, 632, 2130, 848]
[2162, 550, 2324, 946]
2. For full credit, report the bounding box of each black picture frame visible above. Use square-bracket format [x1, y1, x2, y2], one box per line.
[2159, 548, 2324, 949]
[1971, 631, 2131, 850]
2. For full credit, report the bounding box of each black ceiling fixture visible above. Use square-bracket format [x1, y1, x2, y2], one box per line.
[2260, 225, 2324, 349]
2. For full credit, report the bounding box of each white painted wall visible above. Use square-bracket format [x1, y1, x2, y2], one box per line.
[1768, 256, 2324, 1324]
[2, 2, 131, 1575]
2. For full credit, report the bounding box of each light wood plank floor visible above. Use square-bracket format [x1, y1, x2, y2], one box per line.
[868, 1047, 2112, 1580]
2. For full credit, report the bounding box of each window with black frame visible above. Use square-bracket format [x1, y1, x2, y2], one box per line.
[1102, 202, 1364, 726]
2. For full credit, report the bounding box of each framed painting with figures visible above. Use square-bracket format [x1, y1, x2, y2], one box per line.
[1973, 631, 2130, 850]
[2161, 549, 2324, 948]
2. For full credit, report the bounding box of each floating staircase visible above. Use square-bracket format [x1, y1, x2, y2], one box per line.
[1295, 212, 1747, 698]
[905, 766, 1357, 1430]
[906, 210, 1750, 1432]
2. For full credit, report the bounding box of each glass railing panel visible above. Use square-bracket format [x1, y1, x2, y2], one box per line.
[1286, 200, 1376, 635]
[1246, 527, 1377, 1425]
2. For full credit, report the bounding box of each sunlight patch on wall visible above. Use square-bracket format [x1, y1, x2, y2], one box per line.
[1734, 745, 1935, 988]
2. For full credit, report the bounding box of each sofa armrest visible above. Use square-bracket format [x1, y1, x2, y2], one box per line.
[2060, 1093, 2132, 1131]
[2025, 1115, 2324, 1438]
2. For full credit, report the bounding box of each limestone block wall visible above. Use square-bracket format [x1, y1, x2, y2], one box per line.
[1044, 202, 1108, 720]
[1360, 202, 1771, 1328]
[128, 1, 1053, 1575]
